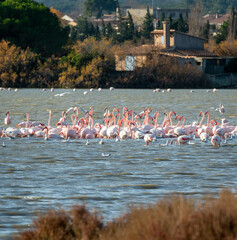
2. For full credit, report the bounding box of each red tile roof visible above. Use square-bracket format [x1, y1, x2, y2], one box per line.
[162, 49, 218, 58]
[202, 14, 229, 26]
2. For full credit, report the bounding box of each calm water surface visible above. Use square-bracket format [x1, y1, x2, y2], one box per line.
[0, 89, 237, 239]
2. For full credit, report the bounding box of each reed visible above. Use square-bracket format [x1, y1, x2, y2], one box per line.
[15, 189, 237, 240]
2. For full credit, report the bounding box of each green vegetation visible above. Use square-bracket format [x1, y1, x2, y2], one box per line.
[84, 0, 117, 19]
[15, 189, 237, 240]
[0, 0, 69, 57]
[58, 38, 115, 88]
[141, 6, 154, 39]
[36, 0, 84, 15]
[35, 0, 237, 16]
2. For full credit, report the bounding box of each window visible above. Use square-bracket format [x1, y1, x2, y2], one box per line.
[161, 36, 164, 45]
[125, 55, 136, 71]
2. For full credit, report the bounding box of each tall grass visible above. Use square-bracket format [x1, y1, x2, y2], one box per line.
[15, 189, 237, 240]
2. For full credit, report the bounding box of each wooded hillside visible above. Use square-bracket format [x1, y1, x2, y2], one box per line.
[36, 0, 237, 16]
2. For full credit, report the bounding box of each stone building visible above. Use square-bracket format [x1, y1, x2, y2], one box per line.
[116, 21, 233, 77]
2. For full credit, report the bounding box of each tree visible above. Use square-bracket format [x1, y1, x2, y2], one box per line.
[214, 21, 229, 43]
[188, 1, 203, 37]
[84, 0, 117, 19]
[127, 11, 135, 40]
[141, 6, 154, 39]
[202, 20, 210, 39]
[77, 16, 90, 41]
[0, 0, 69, 57]
[228, 7, 237, 41]
[160, 12, 165, 22]
[177, 13, 188, 32]
[94, 24, 101, 40]
[105, 23, 115, 39]
[59, 38, 114, 88]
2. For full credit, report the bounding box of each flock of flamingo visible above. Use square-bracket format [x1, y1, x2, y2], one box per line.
[1, 106, 237, 147]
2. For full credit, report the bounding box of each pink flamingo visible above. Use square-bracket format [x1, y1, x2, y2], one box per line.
[200, 132, 209, 142]
[4, 111, 11, 125]
[211, 135, 221, 147]
[171, 135, 193, 145]
[144, 134, 154, 145]
[197, 111, 206, 137]
[44, 126, 64, 140]
[203, 111, 214, 136]
[173, 116, 188, 136]
[163, 111, 176, 133]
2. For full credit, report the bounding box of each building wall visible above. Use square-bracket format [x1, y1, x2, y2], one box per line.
[136, 56, 147, 67]
[115, 55, 147, 71]
[154, 33, 163, 47]
[127, 8, 153, 27]
[207, 73, 237, 87]
[153, 33, 175, 48]
[115, 56, 126, 71]
[174, 32, 204, 50]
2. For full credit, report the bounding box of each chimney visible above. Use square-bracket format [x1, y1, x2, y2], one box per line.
[163, 21, 170, 48]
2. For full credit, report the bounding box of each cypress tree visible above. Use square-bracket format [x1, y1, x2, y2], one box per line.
[94, 24, 101, 40]
[127, 11, 135, 40]
[142, 6, 154, 39]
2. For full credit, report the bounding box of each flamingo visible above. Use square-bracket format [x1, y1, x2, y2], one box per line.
[197, 111, 206, 137]
[18, 113, 32, 137]
[173, 116, 188, 136]
[211, 135, 221, 147]
[200, 132, 209, 142]
[163, 111, 176, 134]
[171, 135, 194, 145]
[43, 126, 63, 140]
[4, 111, 11, 125]
[144, 134, 154, 145]
[202, 111, 214, 136]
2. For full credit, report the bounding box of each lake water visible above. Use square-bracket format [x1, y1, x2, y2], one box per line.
[0, 88, 237, 239]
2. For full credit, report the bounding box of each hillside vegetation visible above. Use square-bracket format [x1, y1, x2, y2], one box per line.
[35, 0, 237, 16]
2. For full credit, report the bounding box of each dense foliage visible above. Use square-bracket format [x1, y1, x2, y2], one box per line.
[0, 40, 60, 88]
[59, 38, 115, 88]
[0, 0, 69, 56]
[84, 0, 117, 18]
[16, 189, 237, 240]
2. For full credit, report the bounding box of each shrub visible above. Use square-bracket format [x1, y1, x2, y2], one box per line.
[16, 205, 103, 240]
[15, 189, 237, 240]
[206, 39, 237, 57]
[0, 40, 38, 87]
[100, 189, 237, 240]
[114, 54, 206, 88]
[0, 40, 61, 87]
[59, 38, 115, 88]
